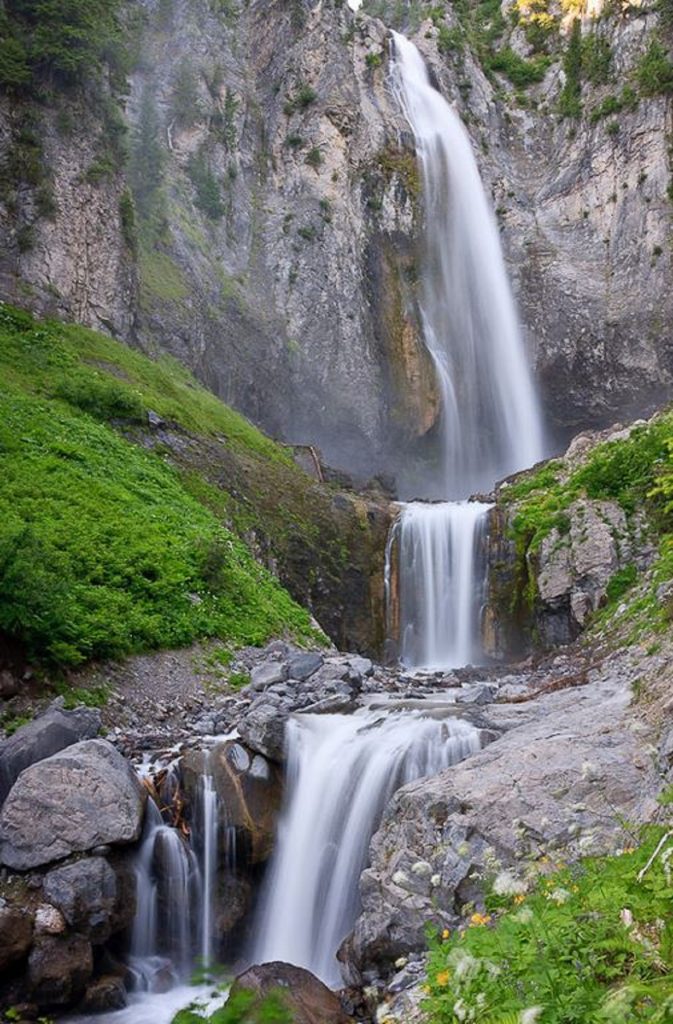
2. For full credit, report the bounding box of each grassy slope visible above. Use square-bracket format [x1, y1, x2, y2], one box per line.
[0, 302, 324, 667]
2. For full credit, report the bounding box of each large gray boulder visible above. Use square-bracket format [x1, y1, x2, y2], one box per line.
[43, 857, 120, 944]
[0, 740, 145, 870]
[0, 704, 101, 806]
[344, 666, 660, 976]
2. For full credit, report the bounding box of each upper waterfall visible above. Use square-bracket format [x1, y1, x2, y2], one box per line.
[391, 32, 543, 498]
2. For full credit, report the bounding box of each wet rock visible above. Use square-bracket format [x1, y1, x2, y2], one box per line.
[0, 740, 146, 870]
[28, 934, 93, 1005]
[348, 656, 374, 678]
[231, 961, 351, 1024]
[182, 740, 283, 863]
[0, 670, 19, 698]
[455, 682, 499, 705]
[0, 906, 33, 971]
[78, 974, 127, 1013]
[237, 703, 288, 763]
[43, 857, 118, 944]
[0, 705, 101, 806]
[288, 652, 324, 681]
[347, 671, 660, 976]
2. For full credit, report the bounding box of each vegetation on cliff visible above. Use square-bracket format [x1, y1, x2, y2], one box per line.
[0, 303, 328, 668]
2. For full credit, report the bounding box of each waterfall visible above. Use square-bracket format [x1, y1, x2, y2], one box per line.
[128, 802, 201, 989]
[387, 33, 544, 669]
[395, 501, 491, 670]
[250, 708, 481, 986]
[196, 761, 218, 969]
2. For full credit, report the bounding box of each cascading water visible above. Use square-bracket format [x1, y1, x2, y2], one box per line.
[394, 501, 491, 670]
[387, 33, 544, 670]
[195, 759, 218, 969]
[250, 708, 481, 986]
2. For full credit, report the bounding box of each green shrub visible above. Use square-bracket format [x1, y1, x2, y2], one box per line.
[636, 38, 673, 97]
[172, 986, 293, 1023]
[171, 60, 202, 129]
[581, 32, 612, 84]
[305, 146, 323, 169]
[283, 82, 317, 116]
[486, 47, 551, 87]
[0, 35, 30, 90]
[559, 18, 583, 117]
[590, 86, 638, 122]
[187, 152, 225, 220]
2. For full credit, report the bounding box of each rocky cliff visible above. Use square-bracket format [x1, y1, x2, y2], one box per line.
[2, 0, 670, 485]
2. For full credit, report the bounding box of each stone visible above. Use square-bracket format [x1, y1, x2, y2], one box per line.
[0, 705, 101, 806]
[346, 669, 660, 976]
[455, 683, 499, 705]
[238, 703, 288, 763]
[348, 656, 374, 678]
[288, 652, 324, 681]
[250, 661, 289, 691]
[0, 906, 33, 971]
[231, 962, 351, 1024]
[43, 857, 118, 944]
[34, 904, 66, 936]
[78, 974, 127, 1013]
[28, 934, 93, 1005]
[182, 741, 282, 864]
[0, 739, 146, 870]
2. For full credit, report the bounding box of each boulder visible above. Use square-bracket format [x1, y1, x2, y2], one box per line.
[0, 740, 146, 870]
[250, 661, 288, 691]
[0, 906, 33, 971]
[182, 740, 282, 864]
[287, 652, 324, 681]
[28, 934, 93, 1005]
[231, 962, 351, 1024]
[0, 669, 19, 698]
[237, 703, 288, 763]
[43, 857, 119, 943]
[0, 705, 101, 806]
[78, 974, 127, 1013]
[346, 670, 660, 976]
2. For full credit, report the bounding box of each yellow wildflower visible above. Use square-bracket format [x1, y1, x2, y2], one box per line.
[469, 912, 491, 926]
[514, 893, 526, 905]
[436, 970, 450, 986]
[442, 928, 451, 940]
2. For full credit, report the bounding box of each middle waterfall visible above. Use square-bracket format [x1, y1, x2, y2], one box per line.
[388, 33, 544, 669]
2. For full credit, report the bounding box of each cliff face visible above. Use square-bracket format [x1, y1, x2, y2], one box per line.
[0, 0, 671, 481]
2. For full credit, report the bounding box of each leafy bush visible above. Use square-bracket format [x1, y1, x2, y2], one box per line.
[636, 38, 673, 97]
[590, 86, 638, 122]
[486, 47, 551, 87]
[283, 83, 317, 116]
[559, 18, 583, 117]
[172, 986, 293, 1023]
[425, 826, 673, 1023]
[187, 152, 225, 220]
[171, 59, 202, 129]
[581, 32, 612, 84]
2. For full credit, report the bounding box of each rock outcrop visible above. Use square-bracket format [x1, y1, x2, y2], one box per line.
[0, 739, 146, 870]
[344, 656, 660, 977]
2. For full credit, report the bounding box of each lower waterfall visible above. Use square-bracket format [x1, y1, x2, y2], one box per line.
[249, 707, 481, 986]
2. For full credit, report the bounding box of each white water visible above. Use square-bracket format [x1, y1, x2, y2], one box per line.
[391, 32, 543, 498]
[128, 802, 200, 989]
[250, 708, 481, 986]
[387, 34, 544, 670]
[197, 763, 218, 968]
[394, 501, 491, 670]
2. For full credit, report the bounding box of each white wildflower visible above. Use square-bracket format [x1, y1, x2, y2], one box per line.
[620, 908, 634, 928]
[453, 999, 468, 1021]
[493, 870, 528, 897]
[394, 956, 407, 969]
[431, 873, 441, 887]
[448, 948, 480, 982]
[514, 907, 534, 924]
[547, 887, 571, 905]
[520, 1008, 543, 1024]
